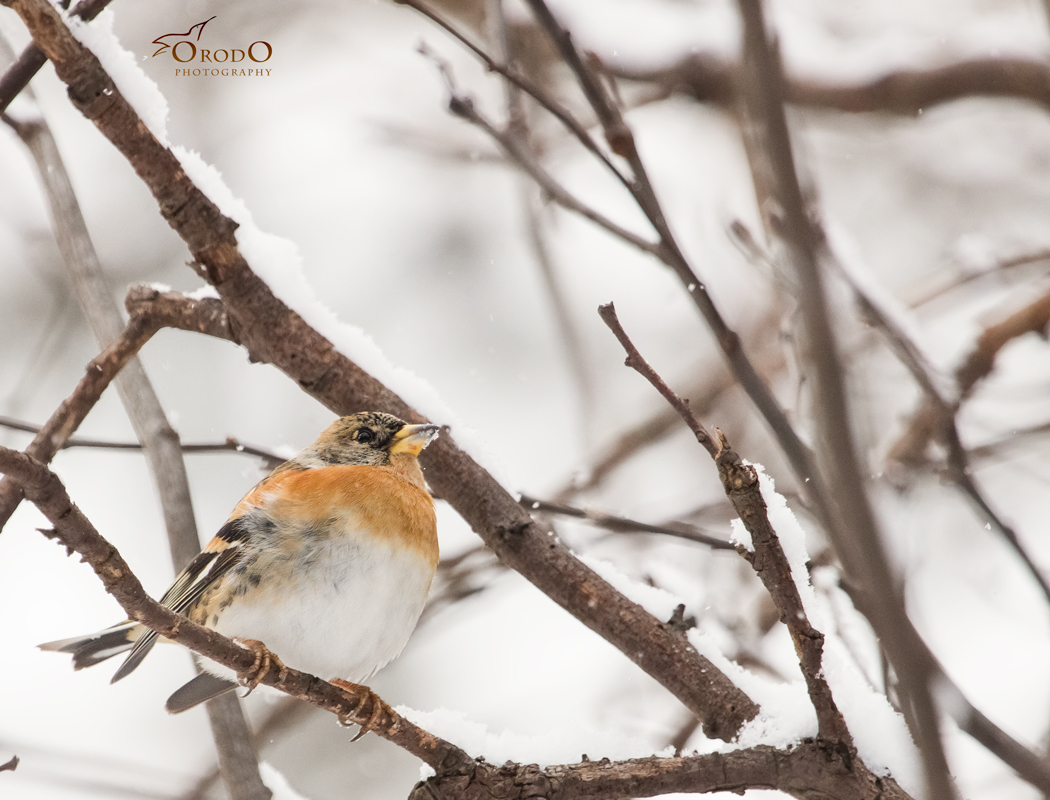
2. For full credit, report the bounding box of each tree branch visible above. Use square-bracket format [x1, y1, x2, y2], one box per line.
[0, 0, 112, 115]
[506, 0, 830, 533]
[3, 0, 759, 741]
[0, 414, 284, 469]
[599, 302, 853, 747]
[412, 742, 911, 800]
[610, 54, 1050, 116]
[829, 245, 1050, 608]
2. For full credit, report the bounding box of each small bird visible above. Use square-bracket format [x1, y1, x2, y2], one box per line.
[42, 411, 440, 715]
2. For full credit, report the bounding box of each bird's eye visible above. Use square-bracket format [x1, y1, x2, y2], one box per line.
[356, 429, 375, 444]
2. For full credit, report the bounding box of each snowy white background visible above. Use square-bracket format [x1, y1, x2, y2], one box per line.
[2, 0, 1050, 798]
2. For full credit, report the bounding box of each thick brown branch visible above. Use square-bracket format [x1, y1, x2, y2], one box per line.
[4, 0, 758, 741]
[599, 302, 852, 746]
[411, 742, 911, 800]
[0, 0, 112, 115]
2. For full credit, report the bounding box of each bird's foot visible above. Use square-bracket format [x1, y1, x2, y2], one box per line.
[234, 638, 288, 694]
[331, 678, 386, 741]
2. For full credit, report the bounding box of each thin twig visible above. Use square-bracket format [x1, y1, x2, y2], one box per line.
[395, 0, 634, 194]
[906, 249, 1050, 308]
[519, 493, 734, 549]
[599, 302, 852, 746]
[421, 48, 658, 256]
[890, 287, 1050, 465]
[0, 416, 283, 468]
[610, 53, 1050, 116]
[0, 313, 160, 531]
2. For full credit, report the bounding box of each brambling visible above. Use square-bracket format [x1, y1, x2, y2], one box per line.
[42, 412, 440, 714]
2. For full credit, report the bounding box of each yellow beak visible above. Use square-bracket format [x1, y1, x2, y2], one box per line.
[389, 423, 441, 456]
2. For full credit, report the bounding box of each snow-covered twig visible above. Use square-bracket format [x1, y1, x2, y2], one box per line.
[598, 301, 854, 748]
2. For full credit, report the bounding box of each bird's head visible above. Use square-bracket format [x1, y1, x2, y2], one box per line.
[306, 412, 440, 468]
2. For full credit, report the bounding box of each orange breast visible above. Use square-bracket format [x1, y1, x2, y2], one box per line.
[229, 465, 438, 566]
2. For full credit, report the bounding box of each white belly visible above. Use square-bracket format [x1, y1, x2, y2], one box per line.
[210, 536, 433, 682]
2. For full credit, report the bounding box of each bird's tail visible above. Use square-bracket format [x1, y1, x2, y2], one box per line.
[39, 621, 146, 673]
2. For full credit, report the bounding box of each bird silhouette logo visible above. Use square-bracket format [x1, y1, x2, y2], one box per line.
[151, 15, 217, 58]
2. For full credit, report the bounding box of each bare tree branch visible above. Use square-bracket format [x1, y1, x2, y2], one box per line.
[424, 54, 659, 257]
[890, 287, 1050, 466]
[828, 244, 1050, 607]
[394, 0, 634, 194]
[475, 0, 832, 536]
[411, 743, 913, 800]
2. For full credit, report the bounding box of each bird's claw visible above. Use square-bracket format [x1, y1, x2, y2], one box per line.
[234, 638, 287, 694]
[331, 678, 385, 741]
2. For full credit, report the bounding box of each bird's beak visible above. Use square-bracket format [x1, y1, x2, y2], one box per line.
[390, 423, 441, 456]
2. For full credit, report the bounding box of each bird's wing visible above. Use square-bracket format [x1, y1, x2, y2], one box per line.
[110, 516, 251, 683]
